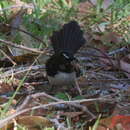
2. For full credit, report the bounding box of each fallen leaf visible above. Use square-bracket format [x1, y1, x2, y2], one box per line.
[2, 116, 53, 130]
[111, 115, 130, 130]
[90, 115, 130, 130]
[0, 53, 39, 67]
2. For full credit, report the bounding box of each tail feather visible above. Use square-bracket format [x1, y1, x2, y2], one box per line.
[50, 21, 86, 55]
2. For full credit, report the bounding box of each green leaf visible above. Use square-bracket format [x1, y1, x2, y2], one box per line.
[55, 92, 69, 100]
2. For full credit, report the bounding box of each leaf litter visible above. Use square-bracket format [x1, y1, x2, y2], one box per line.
[0, 0, 130, 129]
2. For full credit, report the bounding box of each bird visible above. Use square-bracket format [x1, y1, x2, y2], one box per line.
[45, 20, 86, 95]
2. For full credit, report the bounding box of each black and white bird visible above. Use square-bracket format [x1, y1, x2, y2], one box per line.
[45, 21, 86, 95]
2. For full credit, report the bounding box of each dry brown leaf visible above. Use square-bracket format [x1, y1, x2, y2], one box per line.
[17, 116, 53, 129]
[91, 115, 130, 130]
[0, 53, 39, 67]
[96, 116, 112, 130]
[2, 116, 53, 130]
[110, 115, 130, 130]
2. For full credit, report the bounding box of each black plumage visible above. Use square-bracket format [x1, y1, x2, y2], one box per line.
[46, 21, 86, 77]
[46, 52, 81, 77]
[50, 21, 86, 55]
[46, 20, 85, 94]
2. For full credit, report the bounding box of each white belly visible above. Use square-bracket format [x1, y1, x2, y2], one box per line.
[48, 72, 76, 86]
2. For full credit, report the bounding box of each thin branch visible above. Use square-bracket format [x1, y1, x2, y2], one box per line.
[0, 49, 16, 65]
[0, 39, 47, 54]
[17, 92, 96, 118]
[0, 65, 45, 78]
[16, 92, 62, 111]
[2, 24, 46, 46]
[0, 96, 114, 128]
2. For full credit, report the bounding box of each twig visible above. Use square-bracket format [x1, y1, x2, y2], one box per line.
[2, 24, 46, 46]
[24, 81, 48, 86]
[16, 92, 115, 118]
[0, 49, 16, 66]
[0, 96, 114, 128]
[0, 65, 45, 78]
[74, 79, 82, 96]
[17, 92, 96, 118]
[85, 78, 130, 82]
[17, 92, 95, 118]
[86, 45, 114, 67]
[108, 47, 129, 56]
[16, 92, 62, 111]
[0, 39, 47, 54]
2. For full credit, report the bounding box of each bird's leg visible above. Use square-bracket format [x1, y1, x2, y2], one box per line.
[73, 80, 82, 96]
[48, 84, 55, 92]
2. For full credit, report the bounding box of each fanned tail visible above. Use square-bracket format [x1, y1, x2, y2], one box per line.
[50, 21, 86, 55]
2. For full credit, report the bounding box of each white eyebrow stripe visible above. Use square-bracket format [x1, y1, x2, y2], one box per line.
[63, 53, 69, 59]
